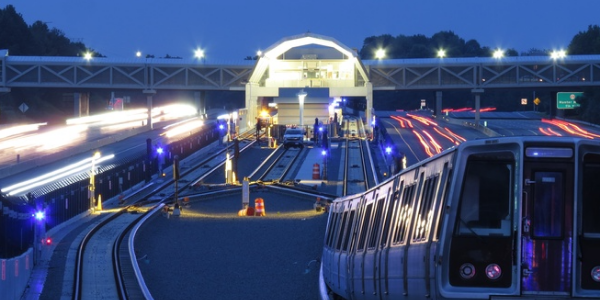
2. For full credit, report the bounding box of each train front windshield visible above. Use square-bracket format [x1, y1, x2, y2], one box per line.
[455, 152, 514, 237]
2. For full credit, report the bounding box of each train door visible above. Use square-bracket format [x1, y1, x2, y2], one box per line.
[521, 158, 574, 295]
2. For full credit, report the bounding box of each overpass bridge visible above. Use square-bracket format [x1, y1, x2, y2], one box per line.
[2, 33, 600, 125]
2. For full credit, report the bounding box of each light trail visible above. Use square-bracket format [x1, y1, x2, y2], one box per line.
[443, 127, 467, 142]
[391, 115, 414, 128]
[407, 113, 438, 126]
[412, 130, 434, 157]
[3, 154, 115, 196]
[422, 130, 443, 154]
[0, 123, 47, 140]
[433, 127, 460, 145]
[542, 119, 597, 139]
[163, 119, 204, 138]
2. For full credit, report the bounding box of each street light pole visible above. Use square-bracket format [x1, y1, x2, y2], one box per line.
[89, 151, 100, 212]
[297, 89, 307, 127]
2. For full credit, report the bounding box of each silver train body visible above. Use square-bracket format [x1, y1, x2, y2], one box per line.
[320, 136, 600, 299]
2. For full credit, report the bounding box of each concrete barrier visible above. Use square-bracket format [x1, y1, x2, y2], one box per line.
[0, 249, 33, 300]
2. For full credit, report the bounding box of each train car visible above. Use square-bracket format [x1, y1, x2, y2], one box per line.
[320, 136, 600, 299]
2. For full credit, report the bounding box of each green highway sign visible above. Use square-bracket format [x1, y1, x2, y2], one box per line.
[557, 92, 583, 109]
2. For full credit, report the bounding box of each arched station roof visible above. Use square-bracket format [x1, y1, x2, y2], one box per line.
[248, 32, 370, 85]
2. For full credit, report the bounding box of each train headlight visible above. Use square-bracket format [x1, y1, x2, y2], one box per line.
[592, 266, 600, 282]
[485, 264, 502, 280]
[459, 263, 476, 279]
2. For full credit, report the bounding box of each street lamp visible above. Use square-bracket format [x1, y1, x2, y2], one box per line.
[551, 49, 566, 60]
[375, 48, 385, 60]
[90, 151, 100, 212]
[195, 48, 205, 63]
[437, 49, 446, 58]
[297, 89, 307, 127]
[493, 49, 504, 59]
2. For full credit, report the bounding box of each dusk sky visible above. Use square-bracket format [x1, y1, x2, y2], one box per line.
[4, 0, 600, 61]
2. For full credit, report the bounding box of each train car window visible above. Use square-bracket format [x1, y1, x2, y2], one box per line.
[368, 200, 386, 249]
[342, 210, 356, 251]
[434, 168, 452, 241]
[336, 212, 349, 250]
[455, 153, 513, 237]
[392, 184, 416, 244]
[327, 211, 340, 248]
[380, 192, 397, 247]
[387, 181, 404, 245]
[532, 172, 564, 239]
[583, 156, 600, 235]
[357, 203, 373, 251]
[413, 175, 439, 242]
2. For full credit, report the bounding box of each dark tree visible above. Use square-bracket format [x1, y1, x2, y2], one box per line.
[568, 25, 600, 55]
[0, 5, 36, 55]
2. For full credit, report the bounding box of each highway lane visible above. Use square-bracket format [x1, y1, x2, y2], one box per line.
[380, 112, 488, 166]
[0, 104, 199, 180]
[0, 118, 212, 198]
[382, 111, 600, 168]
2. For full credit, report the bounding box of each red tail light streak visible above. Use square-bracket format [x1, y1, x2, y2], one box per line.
[391, 115, 413, 128]
[434, 127, 461, 145]
[413, 130, 434, 157]
[542, 119, 600, 139]
[422, 130, 443, 154]
[407, 113, 438, 126]
[443, 127, 467, 142]
[539, 127, 563, 136]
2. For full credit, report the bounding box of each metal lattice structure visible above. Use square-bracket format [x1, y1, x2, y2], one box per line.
[364, 55, 600, 90]
[1, 51, 600, 92]
[0, 55, 255, 91]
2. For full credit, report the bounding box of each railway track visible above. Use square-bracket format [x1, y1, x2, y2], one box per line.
[256, 147, 304, 183]
[72, 133, 257, 299]
[343, 138, 369, 196]
[340, 116, 377, 196]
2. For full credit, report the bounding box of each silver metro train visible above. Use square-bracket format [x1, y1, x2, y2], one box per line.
[320, 136, 600, 299]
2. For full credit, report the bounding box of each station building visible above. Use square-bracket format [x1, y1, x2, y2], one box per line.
[245, 33, 372, 128]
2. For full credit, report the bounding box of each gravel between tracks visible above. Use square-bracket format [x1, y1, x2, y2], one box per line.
[135, 189, 328, 300]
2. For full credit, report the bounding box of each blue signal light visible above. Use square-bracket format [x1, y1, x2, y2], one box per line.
[385, 147, 392, 155]
[157, 147, 164, 154]
[219, 124, 225, 130]
[34, 211, 45, 221]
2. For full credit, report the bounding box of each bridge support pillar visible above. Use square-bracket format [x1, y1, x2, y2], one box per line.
[365, 82, 373, 130]
[144, 89, 156, 129]
[435, 91, 442, 117]
[73, 92, 90, 118]
[472, 88, 484, 127]
[194, 91, 205, 117]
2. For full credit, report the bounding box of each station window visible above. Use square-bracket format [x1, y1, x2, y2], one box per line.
[455, 152, 514, 237]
